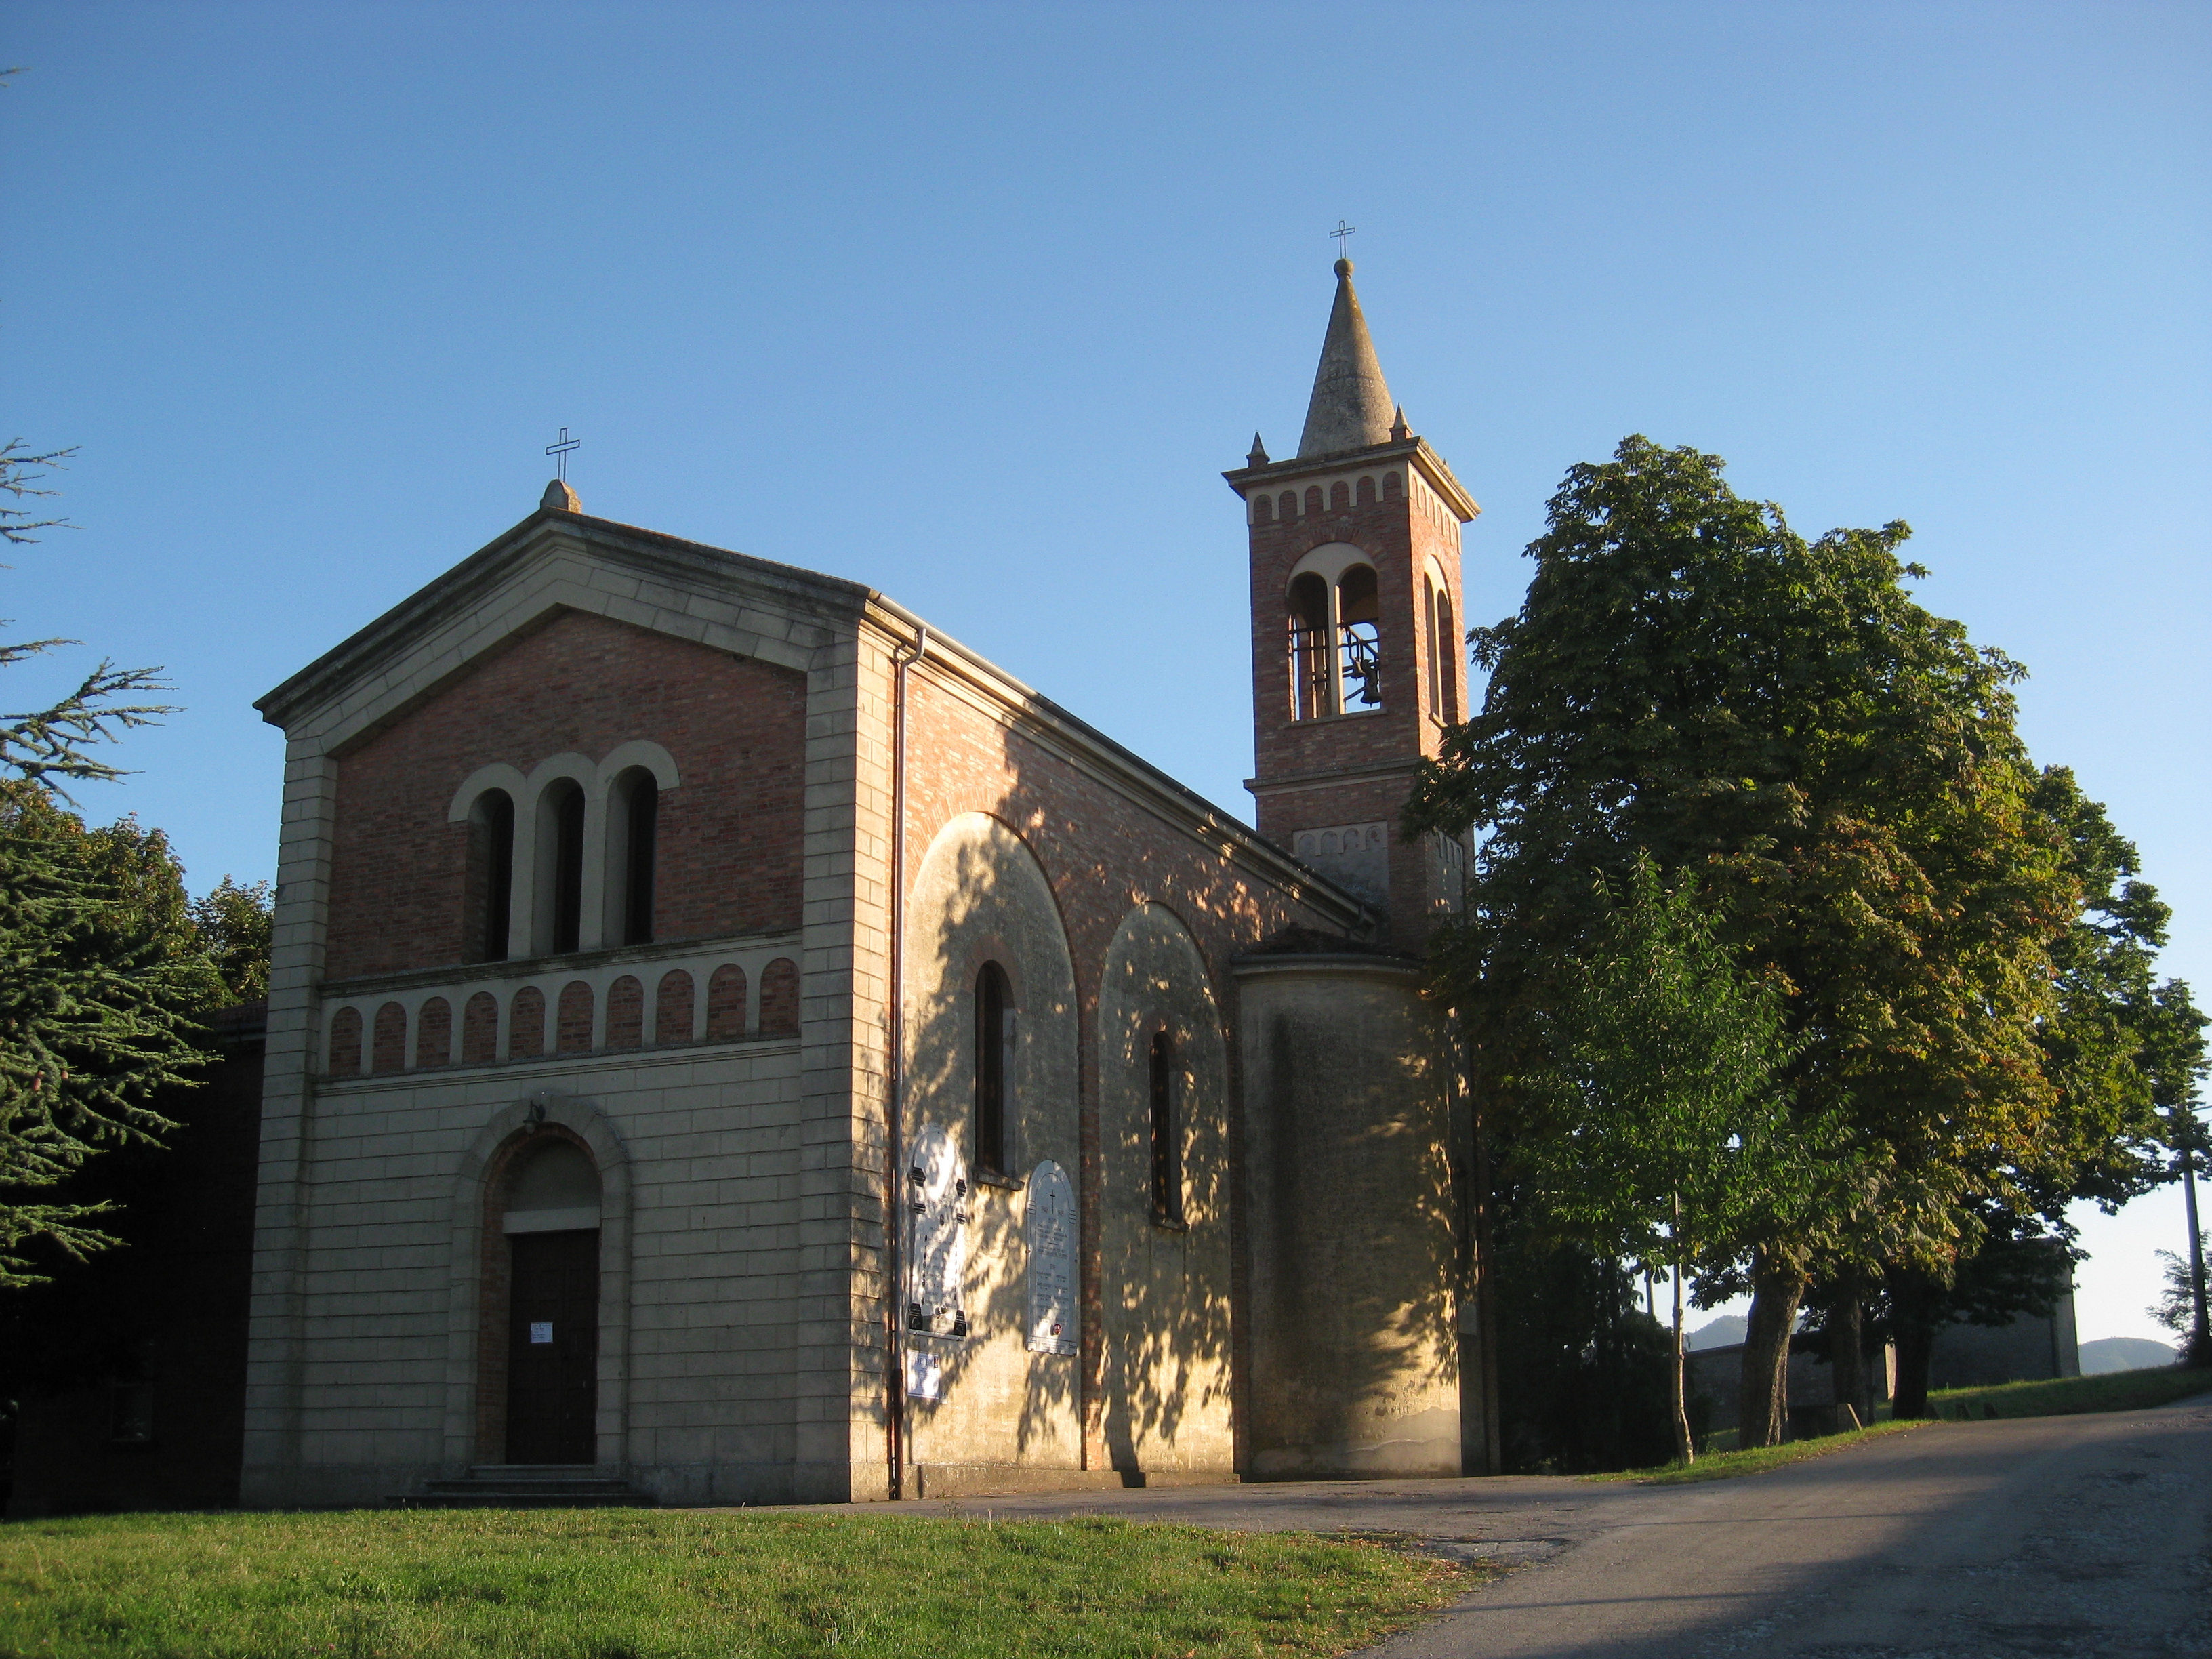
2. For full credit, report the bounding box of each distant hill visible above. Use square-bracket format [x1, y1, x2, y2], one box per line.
[1686, 1315, 1748, 1351]
[2079, 1337, 2177, 1375]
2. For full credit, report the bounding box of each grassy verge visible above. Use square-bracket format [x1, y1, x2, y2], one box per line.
[1927, 1364, 2212, 1421]
[1584, 1419, 1926, 1486]
[0, 1508, 1479, 1659]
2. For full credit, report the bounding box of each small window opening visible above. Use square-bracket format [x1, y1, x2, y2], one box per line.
[541, 779, 586, 955]
[975, 963, 1010, 1175]
[606, 769, 658, 947]
[468, 790, 516, 963]
[1149, 1031, 1182, 1225]
[1337, 564, 1381, 710]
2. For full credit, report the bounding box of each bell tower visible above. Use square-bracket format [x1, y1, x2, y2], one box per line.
[1225, 259, 1479, 949]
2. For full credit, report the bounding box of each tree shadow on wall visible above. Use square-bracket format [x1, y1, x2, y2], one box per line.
[1094, 907, 1236, 1472]
[899, 818, 1080, 1460]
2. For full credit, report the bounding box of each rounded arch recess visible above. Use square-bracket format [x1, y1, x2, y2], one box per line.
[1094, 899, 1234, 1473]
[442, 1094, 633, 1469]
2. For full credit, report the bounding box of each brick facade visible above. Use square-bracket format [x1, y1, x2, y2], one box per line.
[325, 609, 806, 981]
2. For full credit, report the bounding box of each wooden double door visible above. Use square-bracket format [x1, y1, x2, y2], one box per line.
[506, 1229, 599, 1464]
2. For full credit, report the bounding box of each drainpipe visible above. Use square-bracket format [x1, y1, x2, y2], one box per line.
[885, 622, 927, 1498]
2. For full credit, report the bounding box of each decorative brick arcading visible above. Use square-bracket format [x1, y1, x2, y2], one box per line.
[605, 976, 644, 1049]
[707, 964, 747, 1040]
[758, 958, 798, 1037]
[462, 992, 499, 1064]
[415, 996, 452, 1067]
[556, 981, 594, 1053]
[509, 987, 546, 1059]
[655, 970, 695, 1044]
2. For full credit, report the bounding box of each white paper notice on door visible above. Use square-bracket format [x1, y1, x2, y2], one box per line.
[529, 1322, 554, 1345]
[905, 1346, 943, 1401]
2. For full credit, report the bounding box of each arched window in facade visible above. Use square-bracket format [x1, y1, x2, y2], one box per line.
[1149, 1030, 1182, 1225]
[606, 768, 658, 947]
[975, 963, 1011, 1176]
[539, 778, 587, 955]
[466, 789, 516, 963]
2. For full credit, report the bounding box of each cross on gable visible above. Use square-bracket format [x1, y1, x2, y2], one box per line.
[544, 427, 580, 482]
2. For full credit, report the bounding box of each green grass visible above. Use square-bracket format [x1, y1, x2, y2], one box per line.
[0, 1508, 1481, 1659]
[1583, 1419, 1927, 1486]
[1926, 1363, 2212, 1422]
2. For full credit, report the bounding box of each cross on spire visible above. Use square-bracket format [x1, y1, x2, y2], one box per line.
[1330, 220, 1356, 259]
[545, 426, 580, 482]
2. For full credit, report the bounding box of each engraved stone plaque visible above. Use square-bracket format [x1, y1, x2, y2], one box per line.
[1025, 1159, 1078, 1356]
[906, 1122, 968, 1340]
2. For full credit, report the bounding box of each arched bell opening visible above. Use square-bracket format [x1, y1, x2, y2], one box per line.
[1336, 564, 1380, 710]
[1286, 572, 1331, 720]
[478, 1131, 603, 1465]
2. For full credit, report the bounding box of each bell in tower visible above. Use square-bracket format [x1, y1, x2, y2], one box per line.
[1224, 258, 1481, 949]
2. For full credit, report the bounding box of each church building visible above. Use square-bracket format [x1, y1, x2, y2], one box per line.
[242, 260, 1486, 1507]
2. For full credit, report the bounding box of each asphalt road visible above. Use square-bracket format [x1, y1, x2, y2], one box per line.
[903, 1395, 2212, 1657]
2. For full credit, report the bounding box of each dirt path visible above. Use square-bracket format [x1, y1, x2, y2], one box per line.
[901, 1395, 2211, 1656]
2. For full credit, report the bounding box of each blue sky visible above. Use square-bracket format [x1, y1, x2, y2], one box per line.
[6, 1, 2206, 1345]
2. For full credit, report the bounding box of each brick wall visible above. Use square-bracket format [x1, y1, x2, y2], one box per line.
[901, 666, 1357, 1473]
[325, 609, 807, 981]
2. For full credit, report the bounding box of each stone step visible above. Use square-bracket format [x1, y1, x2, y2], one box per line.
[390, 1465, 656, 1509]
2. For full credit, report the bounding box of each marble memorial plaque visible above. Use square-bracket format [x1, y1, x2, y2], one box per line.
[1025, 1160, 1078, 1356]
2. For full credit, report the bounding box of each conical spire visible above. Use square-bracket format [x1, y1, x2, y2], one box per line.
[1296, 259, 1396, 459]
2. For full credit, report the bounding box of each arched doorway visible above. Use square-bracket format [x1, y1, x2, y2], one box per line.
[499, 1137, 602, 1463]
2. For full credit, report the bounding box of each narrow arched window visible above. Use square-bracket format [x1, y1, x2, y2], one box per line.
[467, 790, 515, 963]
[1435, 589, 1457, 722]
[1424, 576, 1443, 716]
[1149, 1031, 1182, 1225]
[540, 778, 586, 955]
[607, 768, 658, 947]
[975, 963, 1010, 1176]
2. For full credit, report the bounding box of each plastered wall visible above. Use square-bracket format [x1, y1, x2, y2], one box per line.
[1237, 957, 1460, 1478]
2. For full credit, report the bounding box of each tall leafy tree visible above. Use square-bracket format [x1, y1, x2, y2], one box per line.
[1406, 436, 2079, 1444]
[1524, 857, 1813, 1462]
[192, 876, 274, 1004]
[0, 784, 222, 1283]
[0, 437, 227, 1283]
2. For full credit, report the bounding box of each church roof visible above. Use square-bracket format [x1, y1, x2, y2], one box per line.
[1296, 260, 1396, 459]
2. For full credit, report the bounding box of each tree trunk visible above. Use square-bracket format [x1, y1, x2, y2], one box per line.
[1737, 1252, 1804, 1448]
[1671, 1259, 1693, 1465]
[2184, 1142, 2209, 1367]
[1889, 1269, 1940, 1417]
[1830, 1291, 1868, 1427]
